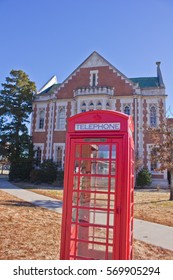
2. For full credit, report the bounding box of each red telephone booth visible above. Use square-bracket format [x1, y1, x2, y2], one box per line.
[60, 110, 134, 260]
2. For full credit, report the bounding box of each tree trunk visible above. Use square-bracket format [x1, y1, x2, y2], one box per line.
[169, 170, 173, 201]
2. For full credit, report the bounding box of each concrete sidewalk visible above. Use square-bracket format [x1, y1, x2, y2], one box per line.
[0, 177, 173, 251]
[134, 219, 173, 251]
[0, 177, 62, 214]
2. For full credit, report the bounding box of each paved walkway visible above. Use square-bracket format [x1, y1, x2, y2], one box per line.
[0, 177, 62, 214]
[0, 177, 173, 251]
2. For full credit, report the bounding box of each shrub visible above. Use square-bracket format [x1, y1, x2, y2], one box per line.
[136, 168, 152, 188]
[57, 170, 64, 186]
[39, 159, 58, 183]
[9, 158, 33, 181]
[30, 169, 43, 183]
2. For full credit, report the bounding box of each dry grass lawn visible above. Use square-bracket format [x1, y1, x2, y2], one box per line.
[0, 190, 61, 260]
[0, 186, 173, 260]
[134, 189, 173, 227]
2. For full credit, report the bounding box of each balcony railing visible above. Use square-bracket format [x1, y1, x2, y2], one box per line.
[74, 86, 114, 97]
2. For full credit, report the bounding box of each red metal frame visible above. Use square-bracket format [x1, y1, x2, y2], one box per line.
[60, 110, 134, 260]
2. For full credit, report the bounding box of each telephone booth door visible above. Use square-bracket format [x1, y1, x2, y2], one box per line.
[60, 110, 134, 260]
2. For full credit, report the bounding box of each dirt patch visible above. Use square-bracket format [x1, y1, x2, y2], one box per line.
[0, 189, 173, 260]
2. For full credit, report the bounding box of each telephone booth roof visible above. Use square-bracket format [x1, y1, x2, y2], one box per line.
[67, 110, 134, 134]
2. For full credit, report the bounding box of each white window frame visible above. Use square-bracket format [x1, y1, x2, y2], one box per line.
[81, 101, 87, 112]
[34, 143, 44, 166]
[96, 100, 102, 110]
[36, 106, 46, 131]
[53, 143, 65, 170]
[55, 103, 67, 131]
[89, 70, 98, 87]
[88, 100, 95, 111]
[147, 144, 161, 174]
[39, 109, 45, 129]
[149, 104, 157, 128]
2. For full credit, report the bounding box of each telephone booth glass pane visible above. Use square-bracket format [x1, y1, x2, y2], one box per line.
[81, 144, 109, 159]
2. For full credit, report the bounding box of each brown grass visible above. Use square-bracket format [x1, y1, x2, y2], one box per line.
[134, 189, 173, 227]
[0, 190, 61, 260]
[0, 188, 173, 260]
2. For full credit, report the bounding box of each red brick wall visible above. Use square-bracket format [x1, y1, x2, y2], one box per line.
[55, 66, 134, 99]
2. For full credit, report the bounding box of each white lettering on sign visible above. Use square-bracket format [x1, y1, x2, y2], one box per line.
[75, 123, 120, 131]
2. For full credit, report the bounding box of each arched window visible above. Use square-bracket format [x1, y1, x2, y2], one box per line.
[96, 101, 102, 110]
[39, 110, 45, 129]
[88, 101, 94, 111]
[81, 101, 86, 112]
[36, 147, 42, 167]
[106, 102, 111, 109]
[124, 105, 130, 116]
[150, 106, 157, 127]
[57, 107, 65, 129]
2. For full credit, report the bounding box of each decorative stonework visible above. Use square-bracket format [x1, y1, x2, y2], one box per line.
[81, 52, 108, 68]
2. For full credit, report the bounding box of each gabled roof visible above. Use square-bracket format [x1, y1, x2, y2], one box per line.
[55, 51, 135, 92]
[36, 52, 165, 96]
[38, 75, 59, 94]
[38, 83, 61, 95]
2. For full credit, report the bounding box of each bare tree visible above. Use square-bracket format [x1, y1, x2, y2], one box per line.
[149, 119, 173, 200]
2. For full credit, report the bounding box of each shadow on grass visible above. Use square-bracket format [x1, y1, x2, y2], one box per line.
[0, 200, 35, 208]
[31, 200, 63, 210]
[0, 200, 62, 210]
[135, 199, 170, 205]
[0, 199, 63, 210]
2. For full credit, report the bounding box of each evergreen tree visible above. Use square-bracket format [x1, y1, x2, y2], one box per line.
[0, 70, 36, 179]
[136, 168, 152, 188]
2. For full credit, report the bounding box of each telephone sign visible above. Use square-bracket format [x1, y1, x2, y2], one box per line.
[75, 122, 120, 131]
[60, 110, 134, 260]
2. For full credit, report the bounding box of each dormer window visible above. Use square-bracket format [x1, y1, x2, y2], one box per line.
[90, 70, 98, 87]
[92, 73, 96, 87]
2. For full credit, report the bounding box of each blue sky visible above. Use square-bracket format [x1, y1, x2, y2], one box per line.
[1, 0, 173, 115]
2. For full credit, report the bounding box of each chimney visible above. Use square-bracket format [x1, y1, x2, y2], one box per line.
[156, 61, 164, 87]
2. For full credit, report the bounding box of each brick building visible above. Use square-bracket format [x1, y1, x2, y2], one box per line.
[31, 51, 167, 186]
